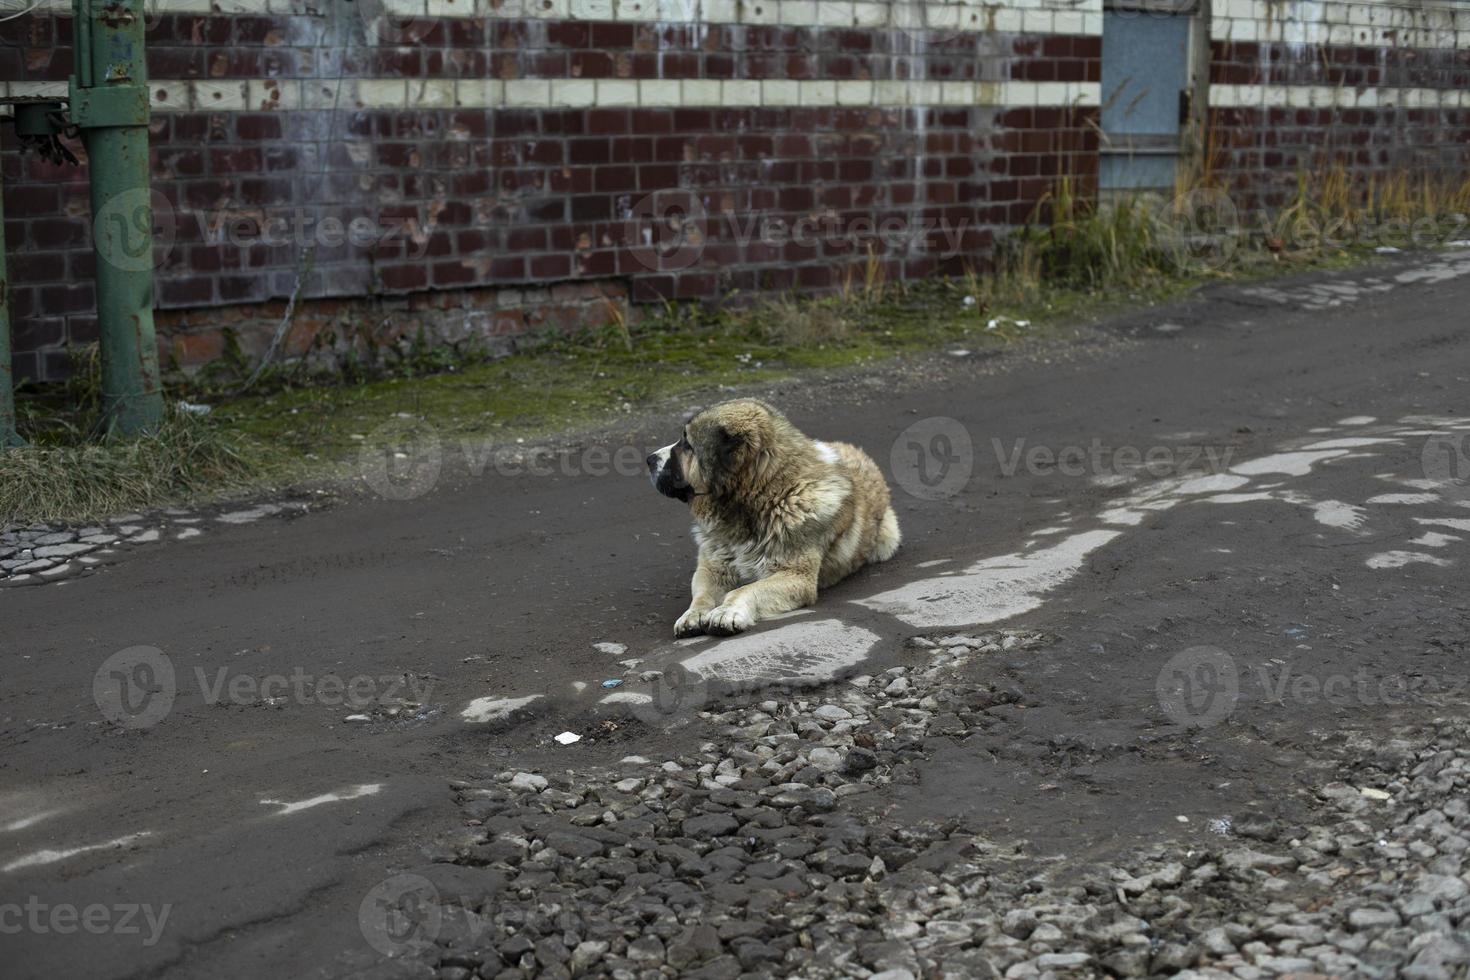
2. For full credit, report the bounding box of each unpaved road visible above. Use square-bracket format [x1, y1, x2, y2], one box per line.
[3, 252, 1469, 979]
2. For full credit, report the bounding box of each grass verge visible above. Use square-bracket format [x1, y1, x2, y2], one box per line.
[0, 407, 255, 525]
[7, 168, 1466, 525]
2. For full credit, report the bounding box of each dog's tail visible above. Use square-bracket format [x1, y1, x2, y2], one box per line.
[871, 506, 901, 563]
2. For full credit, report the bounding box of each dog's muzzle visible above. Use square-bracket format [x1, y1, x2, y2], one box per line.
[647, 444, 694, 503]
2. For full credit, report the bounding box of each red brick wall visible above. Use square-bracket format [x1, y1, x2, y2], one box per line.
[1208, 105, 1470, 210]
[3, 6, 1466, 382]
[2, 8, 1108, 381]
[1207, 39, 1470, 208]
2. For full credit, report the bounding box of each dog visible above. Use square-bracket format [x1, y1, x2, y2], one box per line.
[646, 399, 901, 636]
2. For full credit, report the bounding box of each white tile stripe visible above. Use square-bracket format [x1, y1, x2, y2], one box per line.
[1212, 0, 1469, 49]
[17, 0, 1467, 48]
[7, 79, 1468, 112]
[1210, 84, 1470, 111]
[17, 0, 1468, 47]
[1, 78, 1102, 110]
[1211, 19, 1468, 49]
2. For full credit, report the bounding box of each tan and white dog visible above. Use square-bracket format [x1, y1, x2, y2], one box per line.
[646, 399, 901, 636]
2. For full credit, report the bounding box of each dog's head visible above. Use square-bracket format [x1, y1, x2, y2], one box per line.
[646, 399, 780, 505]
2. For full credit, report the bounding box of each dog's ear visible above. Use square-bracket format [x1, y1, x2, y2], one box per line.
[711, 423, 745, 462]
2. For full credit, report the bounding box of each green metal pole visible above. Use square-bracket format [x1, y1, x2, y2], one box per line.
[0, 160, 22, 449]
[70, 0, 162, 434]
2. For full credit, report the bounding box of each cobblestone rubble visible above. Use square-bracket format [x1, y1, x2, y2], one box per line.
[348, 631, 1470, 980]
[0, 502, 306, 586]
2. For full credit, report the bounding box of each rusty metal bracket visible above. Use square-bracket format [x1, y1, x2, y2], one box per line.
[68, 83, 148, 130]
[98, 1, 137, 27]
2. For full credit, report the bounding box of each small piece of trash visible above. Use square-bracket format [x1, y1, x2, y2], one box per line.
[601, 679, 623, 689]
[1359, 786, 1391, 800]
[985, 316, 1031, 331]
[344, 714, 372, 723]
[177, 401, 211, 416]
[1374, 246, 1402, 254]
[1176, 815, 1190, 823]
[948, 349, 971, 357]
[554, 731, 581, 745]
[1447, 240, 1470, 247]
[593, 641, 628, 656]
[962, 295, 976, 307]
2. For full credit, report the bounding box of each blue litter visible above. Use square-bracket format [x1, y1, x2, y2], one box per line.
[601, 679, 623, 689]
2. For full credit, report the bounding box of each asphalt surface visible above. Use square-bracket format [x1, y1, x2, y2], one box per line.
[3, 251, 1469, 979]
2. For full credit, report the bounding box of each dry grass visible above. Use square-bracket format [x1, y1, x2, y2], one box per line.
[1268, 166, 1470, 255]
[750, 297, 852, 347]
[0, 407, 255, 524]
[3, 344, 256, 524]
[839, 244, 888, 306]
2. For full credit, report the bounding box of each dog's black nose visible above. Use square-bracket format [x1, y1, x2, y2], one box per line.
[646, 453, 659, 473]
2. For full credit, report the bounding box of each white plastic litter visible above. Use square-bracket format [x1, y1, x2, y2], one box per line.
[554, 731, 581, 745]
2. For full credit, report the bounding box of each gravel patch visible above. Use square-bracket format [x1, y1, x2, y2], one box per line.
[349, 631, 1470, 979]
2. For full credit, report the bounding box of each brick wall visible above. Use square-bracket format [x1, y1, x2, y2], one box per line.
[1, 0, 1466, 382]
[1207, 0, 1470, 207]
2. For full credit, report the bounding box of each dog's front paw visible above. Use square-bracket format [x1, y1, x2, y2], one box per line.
[700, 604, 754, 636]
[674, 607, 709, 638]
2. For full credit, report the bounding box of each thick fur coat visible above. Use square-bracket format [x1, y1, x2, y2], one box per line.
[646, 399, 901, 636]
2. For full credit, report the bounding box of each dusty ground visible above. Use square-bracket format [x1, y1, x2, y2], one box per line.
[3, 250, 1469, 979]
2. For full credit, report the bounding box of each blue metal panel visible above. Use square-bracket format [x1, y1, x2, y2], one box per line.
[1100, 154, 1177, 190]
[1100, 11, 1190, 190]
[1101, 12, 1190, 137]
